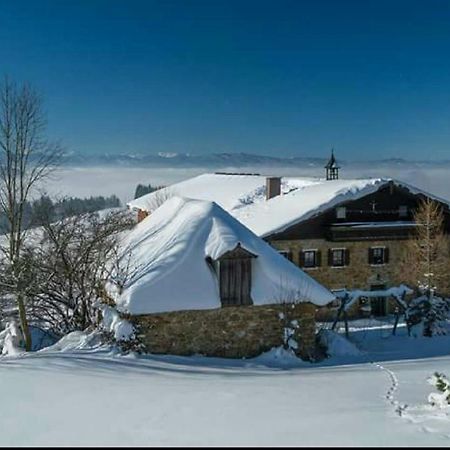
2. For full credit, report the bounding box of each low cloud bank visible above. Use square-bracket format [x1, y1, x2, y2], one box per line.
[40, 165, 450, 206]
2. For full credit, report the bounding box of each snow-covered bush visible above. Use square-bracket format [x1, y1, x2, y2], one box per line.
[0, 321, 25, 356]
[276, 284, 307, 355]
[99, 305, 135, 342]
[280, 313, 299, 352]
[428, 372, 450, 408]
[405, 296, 450, 337]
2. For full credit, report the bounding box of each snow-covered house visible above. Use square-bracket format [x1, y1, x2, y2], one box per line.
[112, 196, 335, 358]
[128, 161, 450, 318]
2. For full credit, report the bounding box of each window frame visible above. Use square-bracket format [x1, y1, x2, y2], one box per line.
[302, 249, 318, 268]
[336, 206, 347, 219]
[370, 246, 387, 266]
[330, 248, 346, 267]
[398, 205, 408, 218]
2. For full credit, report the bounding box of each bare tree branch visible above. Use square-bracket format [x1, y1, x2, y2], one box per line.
[0, 76, 62, 350]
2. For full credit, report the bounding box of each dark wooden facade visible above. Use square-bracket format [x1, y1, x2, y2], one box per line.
[215, 244, 257, 307]
[267, 182, 450, 242]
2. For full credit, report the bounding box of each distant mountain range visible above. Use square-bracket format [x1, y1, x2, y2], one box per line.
[58, 151, 450, 169]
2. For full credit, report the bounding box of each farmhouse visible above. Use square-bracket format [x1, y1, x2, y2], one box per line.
[112, 196, 335, 359]
[128, 154, 450, 318]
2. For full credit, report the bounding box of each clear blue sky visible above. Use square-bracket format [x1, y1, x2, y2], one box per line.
[1, 0, 450, 160]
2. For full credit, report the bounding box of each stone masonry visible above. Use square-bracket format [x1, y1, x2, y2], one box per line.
[126, 302, 317, 360]
[270, 238, 419, 319]
[270, 238, 413, 291]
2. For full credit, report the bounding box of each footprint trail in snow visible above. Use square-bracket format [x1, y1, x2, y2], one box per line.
[372, 362, 408, 416]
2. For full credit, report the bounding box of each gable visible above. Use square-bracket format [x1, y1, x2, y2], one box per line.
[216, 243, 258, 261]
[267, 182, 450, 241]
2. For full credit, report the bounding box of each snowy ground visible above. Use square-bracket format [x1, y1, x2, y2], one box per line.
[0, 322, 449, 445]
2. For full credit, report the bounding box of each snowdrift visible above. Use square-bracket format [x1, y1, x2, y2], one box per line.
[111, 197, 335, 314]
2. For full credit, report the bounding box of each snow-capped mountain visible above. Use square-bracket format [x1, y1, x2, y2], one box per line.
[58, 151, 450, 169]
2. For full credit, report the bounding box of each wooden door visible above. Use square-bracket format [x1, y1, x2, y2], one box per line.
[370, 284, 387, 317]
[219, 258, 252, 306]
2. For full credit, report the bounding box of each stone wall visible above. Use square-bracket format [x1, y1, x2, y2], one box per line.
[270, 237, 430, 320]
[126, 302, 317, 360]
[270, 238, 413, 292]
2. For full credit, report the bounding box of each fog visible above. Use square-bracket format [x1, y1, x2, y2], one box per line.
[41, 165, 450, 206]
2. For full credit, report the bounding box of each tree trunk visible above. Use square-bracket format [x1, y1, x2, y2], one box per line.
[17, 294, 31, 351]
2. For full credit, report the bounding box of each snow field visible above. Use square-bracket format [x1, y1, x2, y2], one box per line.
[0, 345, 449, 446]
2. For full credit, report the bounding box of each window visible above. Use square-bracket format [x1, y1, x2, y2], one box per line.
[300, 249, 320, 268]
[336, 206, 346, 219]
[304, 250, 316, 268]
[399, 205, 408, 218]
[369, 247, 389, 265]
[330, 248, 345, 267]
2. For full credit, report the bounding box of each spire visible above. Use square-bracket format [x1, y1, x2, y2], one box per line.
[325, 148, 340, 180]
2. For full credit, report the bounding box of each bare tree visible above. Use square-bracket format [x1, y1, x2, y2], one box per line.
[107, 246, 142, 296]
[25, 209, 134, 336]
[0, 77, 61, 350]
[396, 198, 450, 337]
[399, 198, 450, 298]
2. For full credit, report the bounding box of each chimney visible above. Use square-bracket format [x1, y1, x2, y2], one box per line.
[266, 177, 281, 200]
[137, 208, 149, 223]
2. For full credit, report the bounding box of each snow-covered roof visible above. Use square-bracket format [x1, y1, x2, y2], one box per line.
[127, 173, 450, 238]
[112, 196, 335, 314]
[233, 178, 388, 237]
[128, 173, 272, 213]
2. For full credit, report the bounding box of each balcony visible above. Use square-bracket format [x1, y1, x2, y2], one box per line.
[327, 221, 417, 241]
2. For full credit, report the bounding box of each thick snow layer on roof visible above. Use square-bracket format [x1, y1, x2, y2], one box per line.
[234, 178, 390, 237]
[112, 196, 335, 314]
[127, 173, 392, 237]
[128, 173, 268, 212]
[243, 177, 450, 238]
[127, 173, 319, 214]
[127, 172, 450, 238]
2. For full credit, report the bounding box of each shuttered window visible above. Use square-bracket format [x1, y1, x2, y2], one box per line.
[328, 248, 350, 267]
[300, 250, 321, 268]
[369, 247, 389, 265]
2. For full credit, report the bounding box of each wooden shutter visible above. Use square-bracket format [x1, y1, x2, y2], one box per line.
[384, 247, 390, 264]
[328, 249, 333, 266]
[368, 248, 374, 264]
[316, 250, 322, 267]
[299, 251, 305, 267]
[344, 249, 350, 266]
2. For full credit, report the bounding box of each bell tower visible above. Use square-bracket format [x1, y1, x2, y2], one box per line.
[325, 148, 340, 180]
